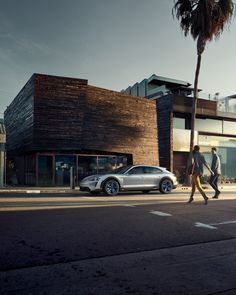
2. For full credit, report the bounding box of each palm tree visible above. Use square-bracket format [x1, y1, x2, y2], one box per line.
[173, 0, 234, 154]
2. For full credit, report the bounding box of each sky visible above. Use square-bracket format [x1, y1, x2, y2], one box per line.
[0, 0, 236, 115]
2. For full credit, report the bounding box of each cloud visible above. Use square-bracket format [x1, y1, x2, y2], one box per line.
[0, 33, 52, 56]
[16, 37, 52, 56]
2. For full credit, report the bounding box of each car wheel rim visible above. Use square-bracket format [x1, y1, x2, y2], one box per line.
[162, 180, 172, 193]
[106, 181, 119, 195]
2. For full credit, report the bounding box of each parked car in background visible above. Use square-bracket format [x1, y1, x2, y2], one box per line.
[79, 165, 178, 196]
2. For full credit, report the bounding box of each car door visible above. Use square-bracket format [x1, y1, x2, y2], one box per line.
[142, 166, 163, 188]
[122, 166, 145, 189]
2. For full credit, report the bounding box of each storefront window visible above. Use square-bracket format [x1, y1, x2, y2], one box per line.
[98, 156, 116, 174]
[38, 155, 53, 186]
[55, 155, 76, 186]
[117, 156, 128, 168]
[77, 156, 98, 181]
[199, 135, 236, 181]
[78, 155, 129, 180]
[36, 154, 129, 185]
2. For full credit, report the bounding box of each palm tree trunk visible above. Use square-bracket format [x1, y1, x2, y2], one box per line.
[183, 54, 202, 186]
[190, 53, 202, 152]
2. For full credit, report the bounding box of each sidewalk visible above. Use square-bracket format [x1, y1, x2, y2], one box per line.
[0, 187, 81, 194]
[0, 183, 236, 194]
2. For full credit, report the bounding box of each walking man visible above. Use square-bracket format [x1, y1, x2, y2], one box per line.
[209, 147, 221, 199]
[188, 145, 214, 205]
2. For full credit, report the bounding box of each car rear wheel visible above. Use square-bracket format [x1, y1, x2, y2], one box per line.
[103, 179, 120, 196]
[159, 179, 173, 194]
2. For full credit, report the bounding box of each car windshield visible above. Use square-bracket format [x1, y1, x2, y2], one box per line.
[113, 165, 132, 174]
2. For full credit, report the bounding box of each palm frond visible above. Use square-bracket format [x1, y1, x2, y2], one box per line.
[173, 0, 235, 47]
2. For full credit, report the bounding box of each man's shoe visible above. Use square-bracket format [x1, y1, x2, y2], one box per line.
[188, 197, 194, 204]
[213, 191, 221, 199]
[204, 196, 209, 205]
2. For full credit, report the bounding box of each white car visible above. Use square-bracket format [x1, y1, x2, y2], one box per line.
[79, 165, 178, 196]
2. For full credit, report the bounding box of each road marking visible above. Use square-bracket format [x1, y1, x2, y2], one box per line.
[150, 210, 172, 217]
[195, 220, 236, 230]
[195, 222, 217, 229]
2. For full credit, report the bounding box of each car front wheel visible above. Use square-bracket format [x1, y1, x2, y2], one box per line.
[159, 179, 173, 194]
[103, 179, 120, 196]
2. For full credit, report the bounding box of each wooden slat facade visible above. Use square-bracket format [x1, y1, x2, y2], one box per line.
[4, 77, 34, 154]
[4, 74, 159, 185]
[33, 74, 88, 150]
[173, 95, 218, 116]
[84, 85, 158, 165]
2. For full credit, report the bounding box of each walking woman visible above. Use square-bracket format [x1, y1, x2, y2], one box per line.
[188, 145, 214, 205]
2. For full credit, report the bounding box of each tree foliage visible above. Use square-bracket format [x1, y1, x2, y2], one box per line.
[173, 0, 235, 54]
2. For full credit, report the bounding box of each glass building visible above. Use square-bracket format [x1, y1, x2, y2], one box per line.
[173, 113, 236, 182]
[123, 74, 236, 183]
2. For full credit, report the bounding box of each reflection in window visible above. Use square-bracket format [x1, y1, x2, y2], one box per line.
[199, 135, 236, 180]
[173, 117, 185, 129]
[223, 121, 236, 135]
[144, 167, 162, 174]
[128, 167, 144, 174]
[117, 156, 128, 169]
[55, 155, 76, 186]
[38, 155, 53, 186]
[78, 155, 128, 180]
[195, 118, 223, 133]
[98, 156, 116, 174]
[77, 156, 97, 181]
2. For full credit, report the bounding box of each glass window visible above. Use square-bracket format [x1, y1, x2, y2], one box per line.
[199, 135, 236, 148]
[199, 135, 236, 180]
[223, 121, 236, 135]
[116, 156, 128, 169]
[114, 165, 132, 174]
[195, 118, 223, 133]
[173, 117, 185, 129]
[144, 167, 162, 174]
[128, 167, 144, 174]
[98, 156, 117, 174]
[38, 155, 53, 186]
[77, 156, 98, 180]
[173, 129, 198, 152]
[55, 155, 76, 186]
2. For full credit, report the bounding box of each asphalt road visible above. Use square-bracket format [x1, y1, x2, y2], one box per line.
[0, 191, 236, 295]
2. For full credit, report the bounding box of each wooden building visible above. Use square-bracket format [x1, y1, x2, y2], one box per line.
[4, 74, 159, 186]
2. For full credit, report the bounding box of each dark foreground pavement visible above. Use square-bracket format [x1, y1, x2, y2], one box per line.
[0, 193, 236, 294]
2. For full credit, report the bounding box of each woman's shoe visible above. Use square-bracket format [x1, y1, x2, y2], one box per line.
[204, 196, 209, 205]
